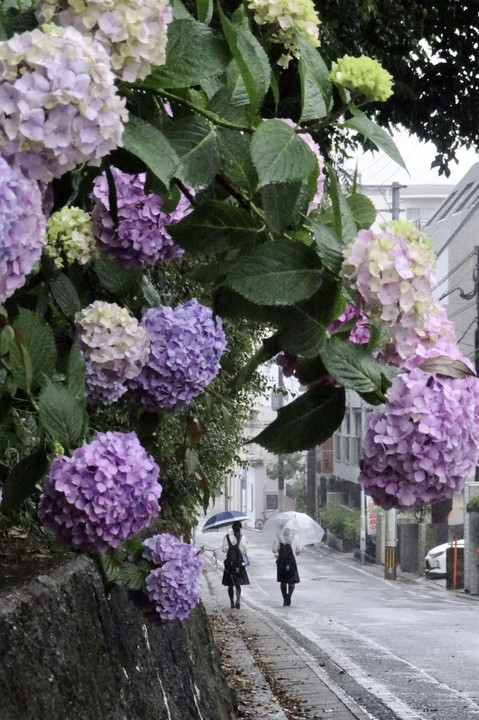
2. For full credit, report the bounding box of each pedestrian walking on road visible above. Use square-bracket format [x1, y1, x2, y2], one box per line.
[273, 527, 301, 606]
[222, 521, 249, 609]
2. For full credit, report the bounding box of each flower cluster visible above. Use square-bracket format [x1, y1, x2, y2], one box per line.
[330, 55, 393, 102]
[130, 299, 227, 411]
[142, 533, 203, 621]
[92, 168, 189, 269]
[359, 362, 479, 510]
[38, 431, 161, 552]
[36, 0, 172, 82]
[45, 206, 97, 269]
[0, 157, 46, 304]
[76, 300, 150, 405]
[248, 0, 320, 66]
[281, 119, 325, 212]
[328, 302, 370, 345]
[0, 24, 128, 181]
[341, 224, 456, 364]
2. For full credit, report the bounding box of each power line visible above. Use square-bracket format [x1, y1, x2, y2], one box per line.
[433, 249, 477, 289]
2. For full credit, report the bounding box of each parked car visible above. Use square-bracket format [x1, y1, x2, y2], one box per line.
[424, 539, 464, 578]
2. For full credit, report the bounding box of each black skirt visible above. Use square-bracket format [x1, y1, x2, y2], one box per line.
[276, 555, 300, 584]
[222, 564, 250, 586]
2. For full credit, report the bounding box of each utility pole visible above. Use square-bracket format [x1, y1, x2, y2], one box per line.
[384, 181, 403, 577]
[272, 366, 285, 511]
[359, 182, 407, 221]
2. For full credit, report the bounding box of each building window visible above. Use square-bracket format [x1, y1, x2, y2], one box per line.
[266, 493, 278, 510]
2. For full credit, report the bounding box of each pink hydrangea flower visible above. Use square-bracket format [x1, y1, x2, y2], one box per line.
[280, 119, 325, 213]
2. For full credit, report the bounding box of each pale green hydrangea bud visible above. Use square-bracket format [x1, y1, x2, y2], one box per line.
[330, 55, 393, 102]
[382, 220, 433, 254]
[248, 0, 320, 67]
[45, 206, 98, 269]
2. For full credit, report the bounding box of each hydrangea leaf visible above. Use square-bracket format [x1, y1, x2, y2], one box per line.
[1, 448, 49, 515]
[122, 115, 179, 191]
[196, 0, 213, 25]
[324, 167, 358, 244]
[251, 119, 317, 188]
[297, 33, 331, 122]
[219, 7, 271, 113]
[49, 273, 81, 320]
[343, 107, 406, 170]
[10, 308, 57, 392]
[226, 239, 323, 305]
[346, 192, 377, 230]
[217, 129, 257, 195]
[93, 257, 142, 295]
[38, 384, 84, 452]
[320, 336, 384, 395]
[261, 181, 308, 235]
[116, 562, 148, 591]
[276, 277, 343, 357]
[66, 345, 87, 407]
[150, 19, 229, 88]
[169, 200, 262, 255]
[252, 384, 346, 453]
[310, 219, 345, 275]
[165, 118, 220, 189]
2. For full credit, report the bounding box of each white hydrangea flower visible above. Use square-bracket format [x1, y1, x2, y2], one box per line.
[0, 24, 128, 181]
[248, 0, 320, 66]
[36, 0, 173, 82]
[76, 300, 150, 404]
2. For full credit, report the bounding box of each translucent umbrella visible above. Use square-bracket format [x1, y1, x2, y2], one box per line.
[262, 511, 324, 546]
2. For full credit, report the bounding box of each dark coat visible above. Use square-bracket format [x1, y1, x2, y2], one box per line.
[276, 542, 300, 584]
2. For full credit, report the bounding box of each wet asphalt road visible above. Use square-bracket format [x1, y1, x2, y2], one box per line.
[197, 526, 479, 720]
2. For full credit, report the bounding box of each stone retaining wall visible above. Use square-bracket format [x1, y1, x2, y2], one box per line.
[0, 555, 235, 720]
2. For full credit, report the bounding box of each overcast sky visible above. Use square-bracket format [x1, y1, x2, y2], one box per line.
[351, 129, 479, 188]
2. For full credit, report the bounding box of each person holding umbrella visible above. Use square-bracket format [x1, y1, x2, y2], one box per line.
[221, 521, 249, 609]
[273, 525, 301, 606]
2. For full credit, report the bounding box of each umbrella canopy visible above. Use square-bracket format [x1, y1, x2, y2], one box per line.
[263, 511, 324, 546]
[202, 510, 249, 532]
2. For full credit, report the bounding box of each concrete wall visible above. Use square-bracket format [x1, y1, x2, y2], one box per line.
[0, 555, 234, 720]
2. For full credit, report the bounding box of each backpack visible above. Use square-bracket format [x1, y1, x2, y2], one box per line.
[277, 542, 295, 574]
[224, 535, 243, 577]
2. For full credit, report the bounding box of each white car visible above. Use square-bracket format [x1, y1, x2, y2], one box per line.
[424, 539, 464, 578]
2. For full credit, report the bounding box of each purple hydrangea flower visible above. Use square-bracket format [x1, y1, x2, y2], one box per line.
[0, 25, 128, 181]
[359, 360, 479, 510]
[129, 300, 227, 411]
[75, 300, 150, 405]
[0, 157, 46, 303]
[38, 431, 161, 553]
[92, 168, 191, 269]
[143, 533, 203, 621]
[276, 353, 298, 377]
[328, 302, 370, 345]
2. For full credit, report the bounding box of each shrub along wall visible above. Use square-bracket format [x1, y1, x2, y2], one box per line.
[0, 555, 234, 720]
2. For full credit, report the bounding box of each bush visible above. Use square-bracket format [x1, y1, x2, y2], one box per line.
[319, 502, 360, 545]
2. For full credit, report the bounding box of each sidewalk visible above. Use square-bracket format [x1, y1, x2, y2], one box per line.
[201, 557, 373, 720]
